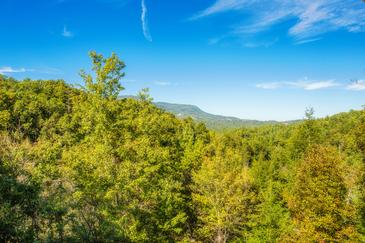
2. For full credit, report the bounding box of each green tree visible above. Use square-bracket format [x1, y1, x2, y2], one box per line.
[80, 51, 125, 99]
[290, 107, 323, 159]
[248, 147, 292, 242]
[192, 135, 255, 242]
[0, 134, 41, 242]
[137, 87, 153, 103]
[285, 145, 358, 242]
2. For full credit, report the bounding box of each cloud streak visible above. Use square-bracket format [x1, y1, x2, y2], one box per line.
[347, 80, 365, 91]
[141, 0, 152, 42]
[62, 25, 73, 38]
[256, 78, 340, 90]
[0, 66, 63, 76]
[0, 67, 32, 75]
[294, 37, 322, 45]
[154, 81, 171, 86]
[192, 0, 365, 40]
[191, 0, 249, 20]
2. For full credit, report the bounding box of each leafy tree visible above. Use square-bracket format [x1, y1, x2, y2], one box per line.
[354, 108, 365, 158]
[0, 134, 41, 242]
[192, 135, 255, 242]
[138, 87, 153, 103]
[80, 51, 125, 99]
[248, 147, 291, 242]
[285, 145, 358, 242]
[289, 107, 323, 159]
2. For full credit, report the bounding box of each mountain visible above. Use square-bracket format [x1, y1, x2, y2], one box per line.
[120, 96, 291, 130]
[154, 102, 281, 130]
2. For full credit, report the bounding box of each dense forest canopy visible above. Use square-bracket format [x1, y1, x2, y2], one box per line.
[1, 52, 365, 242]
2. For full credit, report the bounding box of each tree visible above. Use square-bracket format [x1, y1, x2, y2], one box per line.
[285, 145, 358, 242]
[290, 107, 323, 158]
[192, 135, 255, 242]
[80, 51, 125, 99]
[0, 134, 42, 242]
[305, 107, 315, 120]
[248, 147, 292, 243]
[137, 88, 153, 103]
[354, 107, 365, 157]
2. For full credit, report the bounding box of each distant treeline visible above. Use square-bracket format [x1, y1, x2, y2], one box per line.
[1, 52, 365, 242]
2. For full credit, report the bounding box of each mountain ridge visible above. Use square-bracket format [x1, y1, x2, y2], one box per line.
[154, 101, 282, 130]
[120, 95, 296, 130]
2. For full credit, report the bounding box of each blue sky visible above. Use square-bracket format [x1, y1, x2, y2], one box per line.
[1, 0, 365, 121]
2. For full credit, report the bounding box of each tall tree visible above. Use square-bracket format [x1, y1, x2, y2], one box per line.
[0, 134, 41, 242]
[290, 107, 323, 158]
[192, 135, 255, 242]
[285, 145, 358, 242]
[80, 51, 125, 99]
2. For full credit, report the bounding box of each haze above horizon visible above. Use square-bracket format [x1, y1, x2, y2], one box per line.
[1, 0, 365, 120]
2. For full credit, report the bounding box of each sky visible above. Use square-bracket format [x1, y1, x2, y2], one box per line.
[1, 0, 365, 121]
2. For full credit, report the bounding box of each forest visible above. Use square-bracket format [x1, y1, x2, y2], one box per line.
[1, 51, 365, 243]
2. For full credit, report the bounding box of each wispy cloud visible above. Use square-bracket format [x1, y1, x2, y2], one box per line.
[0, 67, 32, 75]
[256, 82, 282, 90]
[141, 0, 152, 42]
[191, 0, 249, 20]
[347, 80, 365, 91]
[154, 81, 171, 86]
[62, 25, 73, 38]
[256, 78, 340, 90]
[0, 66, 63, 76]
[36, 67, 63, 75]
[298, 80, 340, 90]
[294, 37, 322, 45]
[192, 0, 365, 40]
[243, 38, 278, 48]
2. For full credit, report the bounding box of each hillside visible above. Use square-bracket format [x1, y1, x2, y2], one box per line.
[156, 102, 288, 130]
[119, 98, 282, 130]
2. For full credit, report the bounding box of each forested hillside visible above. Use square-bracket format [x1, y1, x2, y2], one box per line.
[118, 98, 282, 130]
[154, 102, 281, 130]
[1, 52, 365, 242]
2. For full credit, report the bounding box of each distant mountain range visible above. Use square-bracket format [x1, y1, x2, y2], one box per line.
[154, 102, 282, 130]
[120, 96, 294, 130]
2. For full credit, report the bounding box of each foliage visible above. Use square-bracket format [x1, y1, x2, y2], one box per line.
[192, 135, 255, 242]
[1, 52, 365, 242]
[284, 145, 359, 242]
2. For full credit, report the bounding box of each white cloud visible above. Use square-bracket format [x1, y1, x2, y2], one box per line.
[62, 25, 73, 38]
[294, 37, 322, 45]
[256, 82, 282, 89]
[256, 78, 340, 90]
[154, 81, 171, 86]
[347, 80, 365, 91]
[141, 0, 152, 42]
[295, 80, 339, 90]
[191, 0, 250, 20]
[36, 67, 63, 75]
[0, 67, 32, 75]
[0, 66, 63, 75]
[192, 0, 365, 40]
[243, 38, 278, 48]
